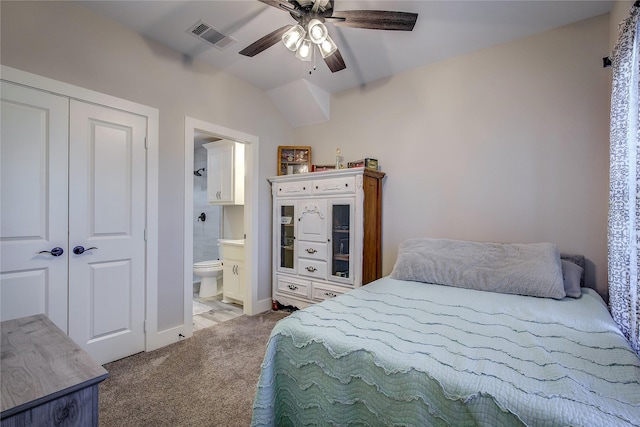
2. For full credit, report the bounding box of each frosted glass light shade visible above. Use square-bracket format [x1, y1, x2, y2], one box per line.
[282, 25, 306, 51]
[295, 39, 313, 62]
[318, 35, 337, 58]
[307, 19, 328, 44]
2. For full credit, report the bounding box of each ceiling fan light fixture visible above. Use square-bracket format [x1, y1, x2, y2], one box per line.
[318, 35, 337, 58]
[295, 39, 313, 61]
[282, 24, 306, 51]
[307, 19, 328, 44]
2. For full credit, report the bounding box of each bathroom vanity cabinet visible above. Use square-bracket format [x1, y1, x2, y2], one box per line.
[268, 168, 385, 309]
[220, 240, 245, 304]
[204, 140, 244, 205]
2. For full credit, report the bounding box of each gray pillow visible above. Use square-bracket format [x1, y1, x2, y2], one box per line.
[390, 238, 566, 299]
[561, 259, 583, 298]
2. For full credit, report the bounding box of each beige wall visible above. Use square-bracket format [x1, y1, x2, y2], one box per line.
[0, 1, 294, 330]
[610, 1, 635, 50]
[1, 0, 616, 323]
[295, 14, 611, 296]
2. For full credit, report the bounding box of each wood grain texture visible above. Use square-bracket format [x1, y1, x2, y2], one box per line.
[361, 169, 386, 284]
[331, 10, 418, 31]
[324, 49, 346, 73]
[1, 315, 108, 419]
[1, 387, 97, 427]
[239, 25, 291, 57]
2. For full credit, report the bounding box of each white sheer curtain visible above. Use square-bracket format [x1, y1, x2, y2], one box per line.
[608, 2, 640, 356]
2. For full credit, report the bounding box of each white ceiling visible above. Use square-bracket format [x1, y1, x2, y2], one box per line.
[78, 0, 613, 95]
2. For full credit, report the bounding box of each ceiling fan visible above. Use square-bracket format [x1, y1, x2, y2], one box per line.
[239, 0, 418, 73]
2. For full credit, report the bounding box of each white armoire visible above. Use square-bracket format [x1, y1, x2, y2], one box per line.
[268, 168, 385, 309]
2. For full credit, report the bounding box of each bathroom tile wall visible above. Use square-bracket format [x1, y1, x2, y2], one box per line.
[193, 147, 222, 268]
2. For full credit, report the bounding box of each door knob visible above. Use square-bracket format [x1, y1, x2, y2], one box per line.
[38, 247, 64, 257]
[73, 246, 97, 255]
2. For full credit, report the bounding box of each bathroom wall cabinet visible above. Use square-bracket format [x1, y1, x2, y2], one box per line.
[268, 168, 385, 309]
[220, 240, 244, 304]
[204, 140, 244, 205]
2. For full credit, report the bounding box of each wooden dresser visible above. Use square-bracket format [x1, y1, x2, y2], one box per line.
[1, 315, 108, 426]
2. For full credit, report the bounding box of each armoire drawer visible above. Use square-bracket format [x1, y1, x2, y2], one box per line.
[311, 283, 348, 302]
[276, 181, 311, 197]
[276, 275, 310, 298]
[298, 259, 327, 280]
[312, 176, 356, 195]
[298, 241, 327, 260]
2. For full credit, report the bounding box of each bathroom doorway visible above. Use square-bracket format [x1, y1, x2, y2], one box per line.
[183, 117, 263, 339]
[192, 134, 243, 331]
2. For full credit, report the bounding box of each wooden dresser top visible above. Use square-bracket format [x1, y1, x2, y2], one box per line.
[1, 314, 108, 417]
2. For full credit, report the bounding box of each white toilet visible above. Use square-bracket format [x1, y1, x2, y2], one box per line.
[193, 260, 223, 298]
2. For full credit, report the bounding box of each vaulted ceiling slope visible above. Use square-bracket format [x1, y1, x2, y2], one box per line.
[78, 1, 612, 126]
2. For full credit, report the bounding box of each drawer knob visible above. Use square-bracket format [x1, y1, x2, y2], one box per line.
[325, 292, 337, 298]
[287, 284, 298, 291]
[306, 266, 317, 272]
[305, 248, 317, 254]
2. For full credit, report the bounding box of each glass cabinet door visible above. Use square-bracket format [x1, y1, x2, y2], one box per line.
[278, 203, 296, 272]
[329, 199, 355, 284]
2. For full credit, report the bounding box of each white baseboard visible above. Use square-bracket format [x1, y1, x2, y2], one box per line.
[147, 325, 190, 352]
[148, 297, 271, 352]
[251, 297, 274, 315]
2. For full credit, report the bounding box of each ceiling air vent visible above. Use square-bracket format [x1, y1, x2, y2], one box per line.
[187, 20, 237, 50]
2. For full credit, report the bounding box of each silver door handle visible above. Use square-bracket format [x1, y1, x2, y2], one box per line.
[38, 247, 64, 257]
[73, 246, 97, 255]
[305, 248, 317, 254]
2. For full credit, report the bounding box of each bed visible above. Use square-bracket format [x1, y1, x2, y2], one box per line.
[252, 239, 640, 426]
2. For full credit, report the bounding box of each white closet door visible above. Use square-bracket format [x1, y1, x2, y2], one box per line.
[0, 82, 70, 331]
[68, 100, 147, 364]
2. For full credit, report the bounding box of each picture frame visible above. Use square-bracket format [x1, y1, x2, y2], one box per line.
[278, 146, 311, 175]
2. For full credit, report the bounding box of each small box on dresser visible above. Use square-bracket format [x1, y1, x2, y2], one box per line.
[347, 158, 378, 170]
[268, 167, 385, 309]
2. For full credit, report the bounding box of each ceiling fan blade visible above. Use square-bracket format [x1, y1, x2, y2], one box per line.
[239, 25, 291, 57]
[324, 49, 346, 73]
[329, 10, 418, 31]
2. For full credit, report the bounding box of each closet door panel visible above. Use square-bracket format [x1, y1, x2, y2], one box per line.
[68, 100, 147, 364]
[0, 82, 69, 331]
[93, 124, 131, 233]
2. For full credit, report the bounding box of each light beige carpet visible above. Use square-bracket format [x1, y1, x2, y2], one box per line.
[99, 310, 289, 426]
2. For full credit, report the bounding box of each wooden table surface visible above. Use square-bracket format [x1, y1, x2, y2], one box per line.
[1, 314, 108, 417]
